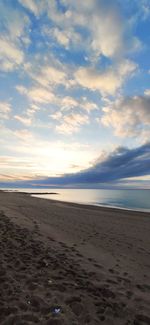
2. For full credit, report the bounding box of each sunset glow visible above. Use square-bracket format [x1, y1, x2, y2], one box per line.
[0, 0, 150, 187]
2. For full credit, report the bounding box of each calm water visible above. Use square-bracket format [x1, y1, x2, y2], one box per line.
[7, 188, 150, 212]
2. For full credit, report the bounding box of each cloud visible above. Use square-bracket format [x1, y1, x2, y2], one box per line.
[15, 81, 99, 136]
[75, 60, 137, 95]
[144, 89, 150, 96]
[18, 0, 43, 16]
[0, 155, 42, 182]
[0, 101, 11, 119]
[82, 101, 98, 113]
[46, 0, 140, 60]
[0, 126, 94, 181]
[51, 27, 70, 47]
[0, 1, 31, 72]
[0, 1, 30, 42]
[142, 0, 150, 18]
[59, 96, 98, 112]
[36, 141, 150, 185]
[19, 0, 139, 60]
[48, 95, 98, 134]
[16, 85, 55, 104]
[43, 26, 82, 49]
[6, 142, 149, 187]
[100, 95, 150, 138]
[14, 115, 32, 126]
[132, 0, 150, 20]
[14, 104, 40, 127]
[60, 96, 78, 110]
[26, 104, 40, 116]
[28, 64, 68, 89]
[16, 84, 98, 131]
[8, 0, 139, 99]
[39, 66, 67, 87]
[91, 5, 141, 58]
[55, 112, 89, 134]
[13, 129, 33, 140]
[0, 37, 24, 72]
[0, 156, 34, 168]
[0, 0, 148, 190]
[27, 87, 55, 104]
[16, 85, 27, 95]
[89, 2, 125, 58]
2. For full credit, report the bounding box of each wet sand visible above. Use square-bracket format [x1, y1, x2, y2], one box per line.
[0, 190, 150, 324]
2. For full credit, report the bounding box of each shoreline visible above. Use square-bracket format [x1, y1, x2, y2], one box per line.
[3, 188, 150, 214]
[31, 193, 150, 214]
[0, 190, 150, 324]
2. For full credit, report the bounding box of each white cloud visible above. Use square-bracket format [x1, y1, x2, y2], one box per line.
[60, 96, 98, 112]
[144, 89, 150, 96]
[46, 0, 68, 25]
[51, 111, 63, 120]
[0, 1, 30, 43]
[60, 92, 97, 117]
[14, 115, 32, 126]
[0, 1, 31, 72]
[82, 101, 98, 113]
[16, 85, 55, 104]
[3, 0, 140, 78]
[46, 0, 139, 60]
[61, 96, 78, 110]
[90, 4, 124, 58]
[29, 64, 68, 88]
[13, 129, 33, 140]
[0, 37, 24, 72]
[52, 27, 70, 47]
[15, 85, 98, 129]
[37, 66, 66, 86]
[18, 0, 43, 16]
[16, 85, 27, 94]
[7, 14, 30, 44]
[55, 112, 89, 134]
[100, 95, 150, 139]
[43, 26, 82, 49]
[75, 60, 137, 95]
[0, 60, 14, 72]
[0, 101, 11, 119]
[26, 104, 40, 116]
[27, 87, 55, 104]
[12, 0, 139, 96]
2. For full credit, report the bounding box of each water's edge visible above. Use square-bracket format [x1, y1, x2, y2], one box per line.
[31, 194, 150, 214]
[2, 188, 150, 214]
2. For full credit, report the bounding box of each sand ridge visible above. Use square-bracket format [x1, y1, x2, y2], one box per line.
[0, 191, 150, 324]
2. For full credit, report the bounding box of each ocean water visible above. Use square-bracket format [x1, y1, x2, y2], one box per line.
[7, 188, 150, 213]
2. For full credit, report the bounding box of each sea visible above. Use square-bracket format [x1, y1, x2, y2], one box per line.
[5, 188, 150, 213]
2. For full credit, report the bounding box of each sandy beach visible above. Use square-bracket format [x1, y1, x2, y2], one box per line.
[0, 190, 150, 325]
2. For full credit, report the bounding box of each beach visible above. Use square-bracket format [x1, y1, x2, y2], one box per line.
[0, 191, 150, 325]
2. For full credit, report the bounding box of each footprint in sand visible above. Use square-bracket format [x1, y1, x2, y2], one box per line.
[134, 314, 150, 325]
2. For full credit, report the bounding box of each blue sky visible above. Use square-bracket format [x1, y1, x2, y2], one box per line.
[0, 0, 150, 188]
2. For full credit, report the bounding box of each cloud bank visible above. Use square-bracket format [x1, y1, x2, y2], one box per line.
[2, 143, 150, 188]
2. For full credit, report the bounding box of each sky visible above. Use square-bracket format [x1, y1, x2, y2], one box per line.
[0, 0, 150, 188]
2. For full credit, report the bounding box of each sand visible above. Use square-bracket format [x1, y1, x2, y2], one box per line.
[0, 191, 150, 325]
